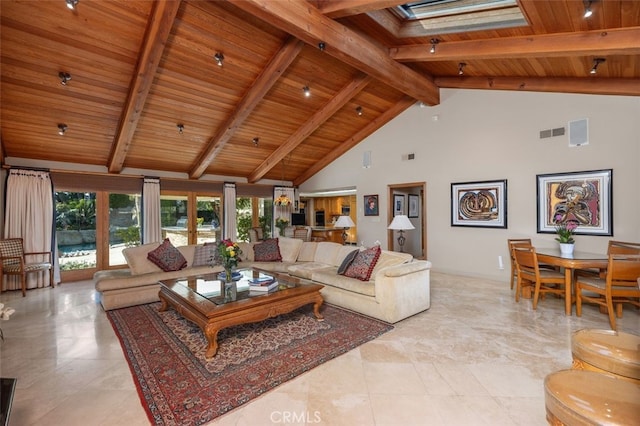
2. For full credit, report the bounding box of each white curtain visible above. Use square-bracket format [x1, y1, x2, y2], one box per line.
[223, 182, 237, 241]
[142, 177, 162, 244]
[3, 169, 55, 290]
[273, 186, 295, 236]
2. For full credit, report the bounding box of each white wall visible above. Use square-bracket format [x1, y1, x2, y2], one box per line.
[300, 89, 640, 281]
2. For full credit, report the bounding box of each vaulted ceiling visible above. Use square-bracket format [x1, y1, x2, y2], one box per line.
[1, 0, 638, 186]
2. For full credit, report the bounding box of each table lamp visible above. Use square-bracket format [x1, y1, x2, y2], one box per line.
[388, 215, 415, 252]
[334, 215, 355, 245]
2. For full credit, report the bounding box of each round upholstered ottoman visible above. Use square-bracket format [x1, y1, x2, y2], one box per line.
[544, 370, 640, 425]
[571, 329, 640, 383]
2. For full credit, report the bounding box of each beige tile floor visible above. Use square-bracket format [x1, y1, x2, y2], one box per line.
[0, 272, 638, 426]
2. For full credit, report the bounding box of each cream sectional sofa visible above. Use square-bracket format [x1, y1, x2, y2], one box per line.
[94, 237, 431, 323]
[237, 237, 431, 323]
[93, 242, 222, 310]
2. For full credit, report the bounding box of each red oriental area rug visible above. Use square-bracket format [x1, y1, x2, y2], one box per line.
[108, 302, 393, 425]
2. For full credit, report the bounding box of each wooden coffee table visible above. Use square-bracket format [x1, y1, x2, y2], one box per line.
[158, 269, 324, 358]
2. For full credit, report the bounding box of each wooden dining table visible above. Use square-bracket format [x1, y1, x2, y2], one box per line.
[536, 247, 608, 316]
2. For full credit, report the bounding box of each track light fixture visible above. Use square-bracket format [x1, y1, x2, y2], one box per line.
[583, 0, 593, 18]
[177, 123, 184, 134]
[252, 137, 259, 146]
[429, 38, 439, 54]
[57, 124, 67, 135]
[214, 52, 224, 67]
[303, 85, 310, 97]
[58, 71, 71, 85]
[318, 41, 326, 51]
[590, 58, 605, 75]
[65, 0, 78, 10]
[458, 62, 466, 75]
[356, 106, 363, 116]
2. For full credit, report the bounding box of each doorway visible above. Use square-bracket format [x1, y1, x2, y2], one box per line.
[387, 182, 426, 259]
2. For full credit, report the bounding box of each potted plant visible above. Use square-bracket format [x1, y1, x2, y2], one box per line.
[554, 214, 578, 254]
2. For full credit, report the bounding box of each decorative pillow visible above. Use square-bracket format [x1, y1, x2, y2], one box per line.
[344, 245, 381, 281]
[253, 238, 282, 262]
[337, 249, 360, 275]
[192, 242, 221, 267]
[147, 238, 187, 272]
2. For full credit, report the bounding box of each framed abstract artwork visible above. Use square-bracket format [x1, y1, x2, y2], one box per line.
[393, 194, 405, 216]
[408, 194, 419, 218]
[536, 169, 612, 236]
[364, 194, 379, 216]
[451, 179, 507, 228]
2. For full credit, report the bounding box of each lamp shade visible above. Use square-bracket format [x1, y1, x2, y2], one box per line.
[388, 215, 415, 231]
[334, 215, 355, 228]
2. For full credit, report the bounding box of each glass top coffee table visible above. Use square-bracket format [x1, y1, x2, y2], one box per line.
[158, 268, 324, 358]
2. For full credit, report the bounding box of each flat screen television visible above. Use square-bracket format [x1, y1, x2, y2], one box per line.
[291, 213, 306, 226]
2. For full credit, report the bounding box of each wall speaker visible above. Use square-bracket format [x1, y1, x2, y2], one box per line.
[363, 151, 371, 168]
[568, 118, 589, 147]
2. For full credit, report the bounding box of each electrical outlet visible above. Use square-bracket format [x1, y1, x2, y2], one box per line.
[498, 255, 504, 270]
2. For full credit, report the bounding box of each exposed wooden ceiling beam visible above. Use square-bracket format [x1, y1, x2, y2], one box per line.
[293, 96, 415, 186]
[390, 27, 640, 61]
[107, 0, 181, 173]
[317, 0, 406, 18]
[189, 37, 304, 179]
[248, 74, 373, 183]
[228, 0, 440, 106]
[434, 76, 640, 97]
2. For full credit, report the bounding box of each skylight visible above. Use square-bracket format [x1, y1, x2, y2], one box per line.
[393, 0, 527, 34]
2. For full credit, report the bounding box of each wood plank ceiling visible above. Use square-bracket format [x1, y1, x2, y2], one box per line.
[1, 0, 639, 186]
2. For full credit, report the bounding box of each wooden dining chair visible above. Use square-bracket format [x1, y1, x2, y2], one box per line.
[508, 238, 533, 290]
[508, 238, 557, 291]
[576, 240, 640, 279]
[575, 254, 640, 330]
[0, 238, 54, 296]
[513, 245, 565, 309]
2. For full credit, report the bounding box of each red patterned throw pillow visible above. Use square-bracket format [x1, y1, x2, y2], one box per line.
[344, 245, 381, 281]
[253, 238, 282, 262]
[147, 238, 187, 272]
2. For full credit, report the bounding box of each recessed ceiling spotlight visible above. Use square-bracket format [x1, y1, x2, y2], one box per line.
[58, 71, 71, 85]
[355, 106, 363, 116]
[214, 52, 224, 67]
[57, 123, 68, 135]
[176, 123, 184, 134]
[65, 0, 78, 10]
[252, 137, 259, 146]
[458, 62, 466, 76]
[590, 57, 605, 75]
[303, 85, 310, 97]
[318, 42, 326, 51]
[429, 38, 439, 54]
[583, 0, 593, 18]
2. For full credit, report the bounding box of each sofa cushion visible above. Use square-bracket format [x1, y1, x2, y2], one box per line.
[123, 242, 162, 275]
[254, 238, 282, 262]
[277, 237, 303, 262]
[344, 245, 381, 281]
[238, 242, 254, 261]
[370, 250, 413, 278]
[313, 242, 343, 265]
[297, 242, 317, 262]
[312, 268, 376, 297]
[287, 262, 333, 280]
[337, 249, 359, 275]
[192, 242, 221, 267]
[147, 238, 188, 272]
